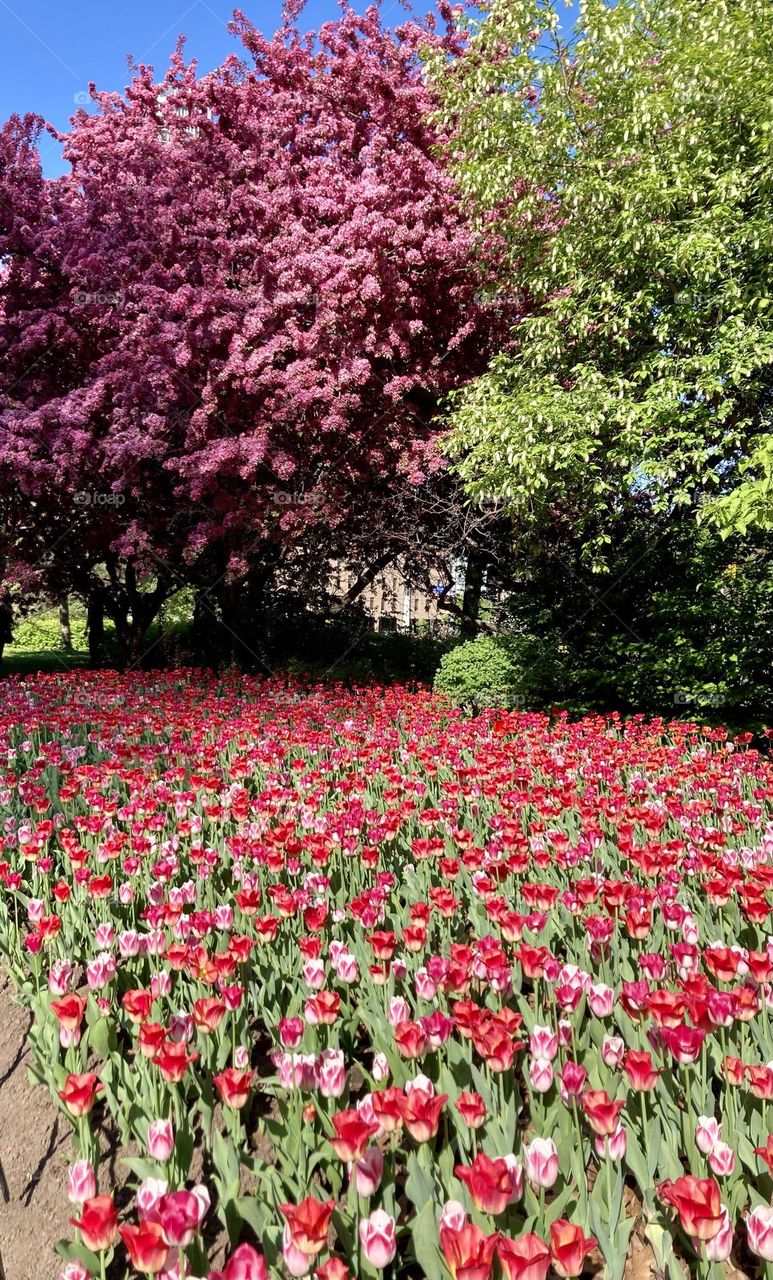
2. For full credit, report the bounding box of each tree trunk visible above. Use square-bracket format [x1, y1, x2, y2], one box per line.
[461, 551, 486, 638]
[217, 576, 273, 672]
[58, 595, 72, 651]
[86, 590, 105, 667]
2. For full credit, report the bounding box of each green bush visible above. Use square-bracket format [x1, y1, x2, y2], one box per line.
[433, 633, 556, 708]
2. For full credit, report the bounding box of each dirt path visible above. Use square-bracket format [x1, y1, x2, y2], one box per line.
[0, 973, 69, 1280]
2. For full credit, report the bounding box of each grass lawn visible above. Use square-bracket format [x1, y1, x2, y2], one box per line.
[2, 648, 90, 675]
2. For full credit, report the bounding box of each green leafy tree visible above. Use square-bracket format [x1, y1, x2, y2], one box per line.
[430, 0, 773, 543]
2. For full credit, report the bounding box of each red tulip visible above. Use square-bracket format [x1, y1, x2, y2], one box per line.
[659, 1176, 724, 1240]
[455, 1091, 487, 1129]
[497, 1234, 551, 1280]
[119, 1220, 169, 1274]
[213, 1067, 254, 1109]
[154, 1042, 198, 1083]
[439, 1223, 498, 1280]
[581, 1089, 625, 1136]
[755, 1134, 773, 1173]
[398, 1086, 447, 1142]
[393, 1019, 428, 1059]
[70, 1194, 119, 1252]
[280, 1197, 336, 1256]
[315, 1259, 350, 1280]
[50, 993, 87, 1030]
[193, 996, 226, 1034]
[623, 1049, 661, 1091]
[122, 988, 154, 1024]
[370, 1087, 404, 1134]
[455, 1153, 514, 1215]
[329, 1109, 379, 1161]
[548, 1220, 597, 1277]
[58, 1073, 103, 1117]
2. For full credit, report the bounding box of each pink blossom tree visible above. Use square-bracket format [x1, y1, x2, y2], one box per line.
[0, 4, 503, 662]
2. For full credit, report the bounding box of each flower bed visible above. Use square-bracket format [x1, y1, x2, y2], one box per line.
[1, 672, 772, 1280]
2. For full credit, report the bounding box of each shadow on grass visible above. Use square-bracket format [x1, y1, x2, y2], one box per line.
[1, 649, 90, 675]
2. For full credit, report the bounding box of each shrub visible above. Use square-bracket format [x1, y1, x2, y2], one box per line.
[433, 632, 557, 708]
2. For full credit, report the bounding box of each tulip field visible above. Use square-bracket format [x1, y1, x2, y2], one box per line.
[4, 673, 773, 1280]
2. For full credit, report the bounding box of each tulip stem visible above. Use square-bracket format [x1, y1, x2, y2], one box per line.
[605, 1151, 615, 1246]
[640, 1091, 649, 1175]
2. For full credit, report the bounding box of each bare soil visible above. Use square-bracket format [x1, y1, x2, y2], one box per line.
[0, 973, 70, 1280]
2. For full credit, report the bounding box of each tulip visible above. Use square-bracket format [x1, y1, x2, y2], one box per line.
[303, 958, 326, 989]
[49, 958, 73, 996]
[399, 1085, 447, 1142]
[283, 1224, 313, 1277]
[523, 1138, 559, 1189]
[756, 1134, 773, 1172]
[318, 1048, 346, 1098]
[370, 1087, 404, 1134]
[588, 983, 615, 1017]
[702, 1206, 733, 1261]
[279, 1016, 305, 1048]
[595, 1122, 627, 1161]
[354, 1145, 384, 1197]
[280, 1198, 336, 1256]
[330, 1109, 379, 1161]
[137, 1177, 168, 1219]
[529, 1025, 558, 1061]
[581, 1090, 625, 1136]
[456, 1152, 516, 1214]
[67, 1160, 96, 1205]
[69, 1194, 119, 1252]
[528, 1056, 554, 1093]
[747, 1205, 773, 1261]
[548, 1220, 597, 1277]
[455, 1091, 487, 1129]
[157, 1189, 204, 1247]
[415, 967, 437, 1000]
[439, 1201, 468, 1233]
[393, 1019, 428, 1058]
[559, 1061, 587, 1102]
[193, 996, 226, 1034]
[58, 1072, 103, 1117]
[659, 1176, 724, 1240]
[387, 997, 410, 1026]
[708, 1142, 734, 1177]
[601, 1035, 626, 1068]
[621, 1053, 659, 1098]
[334, 952, 359, 983]
[58, 1265, 91, 1280]
[51, 993, 87, 1031]
[504, 1155, 524, 1202]
[440, 1223, 498, 1280]
[372, 1052, 390, 1082]
[661, 1025, 705, 1065]
[147, 1119, 175, 1162]
[213, 1067, 254, 1109]
[497, 1233, 551, 1280]
[119, 1220, 169, 1275]
[314, 1260, 350, 1280]
[359, 1210, 397, 1268]
[155, 1042, 197, 1083]
[210, 1244, 270, 1280]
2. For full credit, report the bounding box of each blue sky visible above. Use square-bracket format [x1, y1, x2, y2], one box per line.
[0, 0, 579, 178]
[0, 0, 436, 177]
